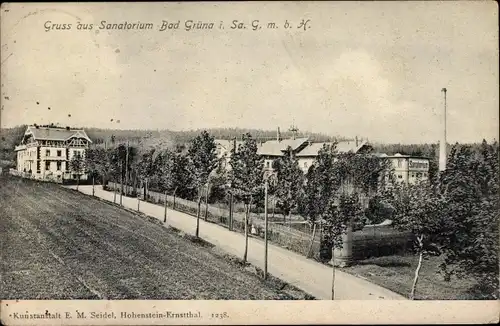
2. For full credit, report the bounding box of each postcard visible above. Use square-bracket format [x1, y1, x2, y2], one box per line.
[1, 1, 498, 325]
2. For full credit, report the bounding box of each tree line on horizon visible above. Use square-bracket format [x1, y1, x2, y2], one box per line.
[0, 124, 490, 168]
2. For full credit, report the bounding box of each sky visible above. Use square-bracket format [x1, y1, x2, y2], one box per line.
[1, 2, 498, 144]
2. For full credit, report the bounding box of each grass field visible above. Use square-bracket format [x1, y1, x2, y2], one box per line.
[0, 175, 313, 300]
[343, 255, 480, 300]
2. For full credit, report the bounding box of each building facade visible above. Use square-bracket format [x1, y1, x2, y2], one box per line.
[14, 125, 92, 182]
[257, 137, 310, 172]
[215, 139, 244, 170]
[379, 153, 430, 185]
[295, 139, 372, 173]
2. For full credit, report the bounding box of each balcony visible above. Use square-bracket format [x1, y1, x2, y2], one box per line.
[44, 156, 67, 160]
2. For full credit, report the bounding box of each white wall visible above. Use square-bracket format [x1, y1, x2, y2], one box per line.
[297, 157, 315, 173]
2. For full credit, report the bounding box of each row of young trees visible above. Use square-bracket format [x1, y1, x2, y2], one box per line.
[80, 130, 498, 299]
[80, 131, 393, 296]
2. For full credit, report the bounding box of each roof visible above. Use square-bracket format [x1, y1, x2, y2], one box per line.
[215, 139, 245, 151]
[296, 140, 369, 157]
[257, 138, 309, 156]
[26, 126, 92, 142]
[337, 140, 369, 153]
[295, 142, 331, 156]
[374, 152, 431, 159]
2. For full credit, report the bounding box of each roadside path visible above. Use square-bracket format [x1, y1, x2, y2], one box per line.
[69, 185, 406, 300]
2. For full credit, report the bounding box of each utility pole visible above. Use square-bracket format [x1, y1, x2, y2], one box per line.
[229, 191, 233, 231]
[164, 190, 168, 223]
[439, 88, 448, 172]
[289, 125, 299, 140]
[331, 253, 336, 300]
[125, 140, 129, 196]
[229, 137, 237, 230]
[120, 160, 123, 206]
[103, 140, 107, 187]
[264, 177, 269, 280]
[137, 181, 141, 212]
[204, 180, 210, 221]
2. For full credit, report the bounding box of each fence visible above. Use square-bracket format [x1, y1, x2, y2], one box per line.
[107, 182, 412, 262]
[107, 182, 324, 259]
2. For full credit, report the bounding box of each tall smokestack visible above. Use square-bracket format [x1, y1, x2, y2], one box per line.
[277, 127, 281, 142]
[439, 88, 448, 172]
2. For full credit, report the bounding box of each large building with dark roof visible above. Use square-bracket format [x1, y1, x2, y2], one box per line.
[257, 137, 310, 171]
[295, 139, 372, 172]
[14, 125, 92, 182]
[257, 137, 372, 173]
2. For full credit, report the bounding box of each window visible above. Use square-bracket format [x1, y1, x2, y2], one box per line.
[397, 159, 402, 168]
[266, 161, 270, 168]
[416, 172, 422, 178]
[57, 150, 62, 157]
[397, 175, 403, 179]
[46, 149, 50, 157]
[45, 161, 50, 170]
[411, 174, 415, 178]
[57, 162, 62, 171]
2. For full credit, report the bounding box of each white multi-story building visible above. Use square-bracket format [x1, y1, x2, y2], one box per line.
[14, 125, 92, 182]
[380, 153, 430, 185]
[215, 139, 244, 170]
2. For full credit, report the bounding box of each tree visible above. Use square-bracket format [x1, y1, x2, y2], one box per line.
[322, 193, 364, 299]
[386, 180, 446, 300]
[103, 146, 119, 192]
[155, 149, 175, 223]
[439, 141, 499, 299]
[300, 144, 338, 258]
[170, 149, 195, 203]
[187, 131, 218, 238]
[84, 146, 100, 196]
[364, 194, 395, 225]
[136, 148, 156, 199]
[272, 147, 305, 226]
[69, 152, 84, 190]
[229, 133, 264, 263]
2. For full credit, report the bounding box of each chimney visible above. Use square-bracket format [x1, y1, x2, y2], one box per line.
[277, 127, 281, 142]
[355, 136, 358, 147]
[439, 88, 448, 172]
